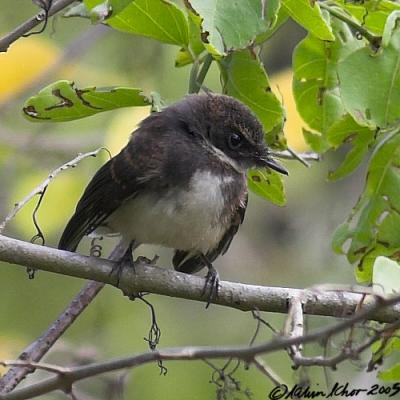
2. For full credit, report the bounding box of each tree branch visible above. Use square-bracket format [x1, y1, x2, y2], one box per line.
[0, 234, 399, 323]
[0, 148, 106, 234]
[0, 0, 77, 53]
[0, 242, 127, 394]
[2, 294, 400, 400]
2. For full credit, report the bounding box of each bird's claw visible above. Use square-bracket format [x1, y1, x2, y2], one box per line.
[135, 254, 159, 265]
[201, 267, 220, 308]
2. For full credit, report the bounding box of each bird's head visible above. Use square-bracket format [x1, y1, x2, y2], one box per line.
[172, 93, 288, 175]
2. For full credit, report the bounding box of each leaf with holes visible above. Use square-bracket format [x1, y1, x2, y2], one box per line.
[23, 80, 151, 122]
[332, 130, 400, 282]
[327, 114, 375, 181]
[256, 0, 289, 44]
[247, 169, 286, 206]
[186, 0, 266, 56]
[335, 0, 400, 35]
[338, 15, 400, 128]
[293, 18, 363, 142]
[282, 0, 334, 41]
[85, 0, 189, 46]
[219, 49, 285, 148]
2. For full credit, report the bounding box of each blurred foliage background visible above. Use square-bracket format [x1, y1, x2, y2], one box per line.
[0, 1, 380, 399]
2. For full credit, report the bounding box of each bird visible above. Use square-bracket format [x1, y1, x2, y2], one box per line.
[58, 93, 288, 304]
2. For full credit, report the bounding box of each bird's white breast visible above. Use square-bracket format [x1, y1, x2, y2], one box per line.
[105, 170, 234, 253]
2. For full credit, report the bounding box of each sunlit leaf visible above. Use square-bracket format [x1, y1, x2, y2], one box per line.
[378, 363, 400, 381]
[175, 11, 205, 67]
[335, 0, 400, 35]
[85, 0, 189, 46]
[282, 0, 334, 41]
[372, 256, 400, 296]
[247, 169, 286, 206]
[0, 37, 60, 102]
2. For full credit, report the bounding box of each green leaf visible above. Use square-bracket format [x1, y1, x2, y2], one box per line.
[356, 244, 400, 283]
[327, 114, 371, 147]
[23, 80, 150, 122]
[256, 0, 289, 44]
[303, 128, 330, 153]
[187, 0, 266, 56]
[281, 0, 335, 41]
[338, 17, 400, 128]
[328, 133, 373, 181]
[247, 169, 286, 206]
[335, 0, 400, 35]
[293, 18, 363, 138]
[372, 256, 400, 296]
[86, 0, 189, 46]
[334, 129, 400, 282]
[219, 49, 285, 148]
[332, 222, 353, 255]
[327, 114, 375, 181]
[84, 0, 131, 15]
[378, 363, 400, 381]
[175, 11, 205, 67]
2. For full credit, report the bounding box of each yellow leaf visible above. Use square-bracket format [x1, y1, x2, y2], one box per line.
[0, 36, 59, 102]
[271, 69, 308, 151]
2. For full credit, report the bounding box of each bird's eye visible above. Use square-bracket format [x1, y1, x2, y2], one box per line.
[228, 133, 243, 150]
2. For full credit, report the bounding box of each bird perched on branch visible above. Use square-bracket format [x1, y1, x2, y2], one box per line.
[59, 93, 288, 304]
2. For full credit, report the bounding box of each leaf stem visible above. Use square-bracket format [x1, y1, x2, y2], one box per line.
[196, 54, 213, 91]
[188, 59, 200, 94]
[319, 2, 381, 49]
[188, 54, 213, 94]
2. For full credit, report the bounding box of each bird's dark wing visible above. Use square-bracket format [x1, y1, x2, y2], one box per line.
[58, 140, 158, 252]
[173, 193, 248, 274]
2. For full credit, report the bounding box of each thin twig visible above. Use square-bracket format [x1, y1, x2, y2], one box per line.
[0, 282, 104, 393]
[284, 296, 304, 362]
[291, 319, 400, 368]
[0, 0, 77, 53]
[0, 148, 107, 234]
[271, 150, 320, 164]
[3, 300, 400, 400]
[0, 242, 127, 394]
[0, 360, 67, 375]
[252, 357, 285, 387]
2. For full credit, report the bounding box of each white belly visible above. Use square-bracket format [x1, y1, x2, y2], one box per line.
[105, 171, 232, 253]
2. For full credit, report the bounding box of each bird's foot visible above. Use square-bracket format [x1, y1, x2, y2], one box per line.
[201, 265, 220, 309]
[110, 247, 134, 287]
[135, 254, 159, 266]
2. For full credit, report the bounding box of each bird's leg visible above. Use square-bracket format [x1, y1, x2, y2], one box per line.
[110, 241, 135, 287]
[200, 254, 220, 308]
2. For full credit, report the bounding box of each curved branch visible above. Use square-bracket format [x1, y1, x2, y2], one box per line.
[0, 0, 77, 53]
[3, 311, 400, 400]
[0, 234, 399, 323]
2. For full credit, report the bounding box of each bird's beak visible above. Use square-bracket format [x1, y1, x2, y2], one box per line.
[258, 154, 289, 175]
